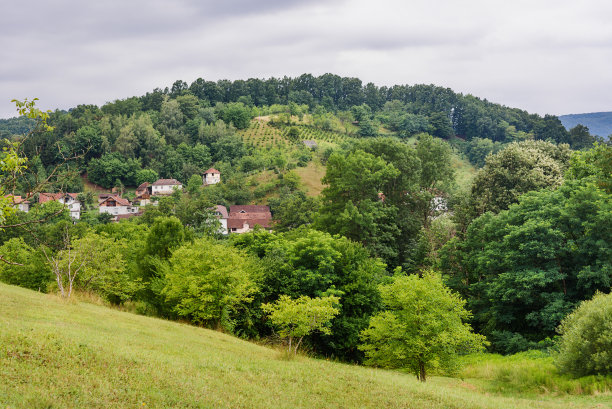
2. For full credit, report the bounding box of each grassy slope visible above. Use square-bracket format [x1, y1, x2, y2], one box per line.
[0, 284, 604, 409]
[239, 119, 477, 201]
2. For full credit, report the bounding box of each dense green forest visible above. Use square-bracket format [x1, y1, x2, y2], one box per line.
[0, 75, 610, 384]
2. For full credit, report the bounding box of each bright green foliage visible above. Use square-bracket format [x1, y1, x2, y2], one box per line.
[567, 142, 612, 194]
[135, 168, 159, 186]
[416, 133, 454, 191]
[464, 137, 503, 168]
[268, 190, 319, 232]
[86, 152, 142, 188]
[316, 148, 401, 263]
[232, 228, 386, 361]
[0, 238, 50, 291]
[360, 272, 486, 381]
[162, 238, 259, 330]
[186, 173, 203, 194]
[54, 232, 134, 302]
[556, 292, 612, 377]
[262, 295, 340, 354]
[469, 140, 571, 216]
[220, 102, 252, 130]
[442, 180, 612, 352]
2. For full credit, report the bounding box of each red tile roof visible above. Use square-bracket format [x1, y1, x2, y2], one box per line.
[204, 168, 220, 174]
[228, 205, 272, 229]
[39, 193, 79, 203]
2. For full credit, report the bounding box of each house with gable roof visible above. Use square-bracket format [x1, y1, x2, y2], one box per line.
[152, 179, 182, 196]
[203, 168, 221, 185]
[98, 195, 140, 219]
[39, 193, 81, 219]
[227, 205, 272, 234]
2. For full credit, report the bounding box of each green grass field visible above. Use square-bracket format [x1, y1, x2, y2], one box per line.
[1, 283, 608, 409]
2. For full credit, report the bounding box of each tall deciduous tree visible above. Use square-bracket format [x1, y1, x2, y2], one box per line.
[162, 238, 259, 330]
[360, 272, 486, 381]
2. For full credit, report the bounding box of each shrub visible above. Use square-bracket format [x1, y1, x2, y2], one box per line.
[556, 292, 612, 377]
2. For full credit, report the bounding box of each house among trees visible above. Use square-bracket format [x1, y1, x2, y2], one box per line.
[135, 182, 152, 205]
[98, 195, 140, 220]
[203, 168, 221, 185]
[39, 193, 81, 220]
[213, 205, 229, 235]
[227, 205, 272, 234]
[151, 179, 182, 196]
[6, 195, 30, 213]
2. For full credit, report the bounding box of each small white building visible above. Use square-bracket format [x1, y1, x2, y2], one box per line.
[213, 205, 229, 235]
[152, 179, 182, 196]
[98, 195, 140, 217]
[203, 168, 221, 185]
[39, 193, 81, 220]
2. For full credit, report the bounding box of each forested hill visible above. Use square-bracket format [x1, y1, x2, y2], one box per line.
[559, 111, 612, 138]
[0, 73, 593, 146]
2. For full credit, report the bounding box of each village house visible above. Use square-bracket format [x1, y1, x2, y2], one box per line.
[203, 168, 221, 185]
[39, 193, 81, 220]
[134, 182, 153, 205]
[98, 195, 140, 219]
[227, 205, 272, 234]
[213, 205, 229, 235]
[6, 195, 30, 213]
[151, 179, 182, 196]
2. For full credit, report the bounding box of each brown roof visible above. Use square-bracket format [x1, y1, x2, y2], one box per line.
[5, 195, 31, 204]
[136, 182, 150, 190]
[228, 205, 272, 229]
[204, 168, 220, 174]
[152, 179, 182, 186]
[39, 193, 79, 203]
[99, 195, 131, 207]
[214, 205, 228, 219]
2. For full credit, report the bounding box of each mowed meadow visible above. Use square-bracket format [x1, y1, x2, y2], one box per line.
[1, 283, 608, 409]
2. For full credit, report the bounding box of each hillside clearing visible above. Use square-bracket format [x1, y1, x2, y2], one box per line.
[0, 284, 605, 409]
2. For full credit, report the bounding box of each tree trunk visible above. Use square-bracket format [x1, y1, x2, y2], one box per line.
[418, 361, 426, 382]
[294, 336, 305, 354]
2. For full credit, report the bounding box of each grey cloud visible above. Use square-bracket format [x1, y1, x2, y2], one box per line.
[2, 0, 612, 118]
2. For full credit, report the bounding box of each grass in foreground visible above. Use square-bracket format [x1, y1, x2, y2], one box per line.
[0, 283, 608, 409]
[460, 352, 612, 399]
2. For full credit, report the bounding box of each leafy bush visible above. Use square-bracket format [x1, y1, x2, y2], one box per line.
[556, 292, 612, 377]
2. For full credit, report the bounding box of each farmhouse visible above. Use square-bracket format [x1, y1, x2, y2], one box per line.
[227, 205, 272, 234]
[152, 179, 182, 196]
[203, 168, 221, 185]
[39, 193, 81, 220]
[98, 195, 140, 219]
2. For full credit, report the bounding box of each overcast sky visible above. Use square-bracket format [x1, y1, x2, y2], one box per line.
[1, 0, 611, 118]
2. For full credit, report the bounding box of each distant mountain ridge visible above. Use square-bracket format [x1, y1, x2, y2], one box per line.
[559, 112, 612, 139]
